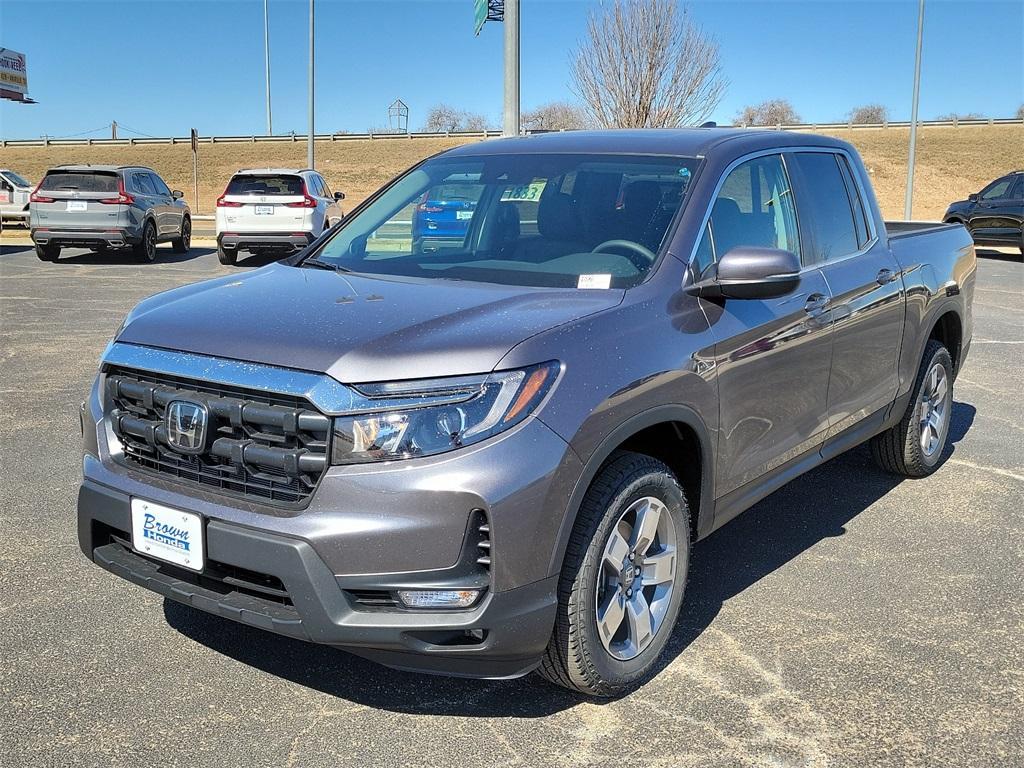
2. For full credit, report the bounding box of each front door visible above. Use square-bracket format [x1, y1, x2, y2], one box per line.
[787, 150, 906, 432]
[695, 154, 835, 499]
[970, 176, 1019, 242]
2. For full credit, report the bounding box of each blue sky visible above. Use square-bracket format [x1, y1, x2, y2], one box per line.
[1, 0, 1021, 139]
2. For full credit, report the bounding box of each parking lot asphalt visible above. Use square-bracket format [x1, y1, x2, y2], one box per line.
[1, 243, 1021, 768]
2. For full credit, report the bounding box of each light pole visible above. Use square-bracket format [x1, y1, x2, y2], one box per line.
[904, 0, 925, 220]
[264, 0, 273, 135]
[307, 0, 315, 169]
[503, 0, 520, 137]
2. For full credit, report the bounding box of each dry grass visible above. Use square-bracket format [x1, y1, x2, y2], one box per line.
[1, 125, 1020, 219]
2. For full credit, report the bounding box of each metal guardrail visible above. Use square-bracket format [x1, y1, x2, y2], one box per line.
[2, 118, 1021, 148]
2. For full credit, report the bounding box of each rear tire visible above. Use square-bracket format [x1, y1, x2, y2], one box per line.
[870, 340, 953, 477]
[216, 244, 237, 266]
[35, 244, 60, 261]
[538, 451, 690, 697]
[133, 221, 158, 263]
[172, 216, 191, 254]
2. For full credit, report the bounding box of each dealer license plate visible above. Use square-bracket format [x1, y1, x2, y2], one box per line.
[67, 200, 88, 211]
[254, 205, 274, 215]
[131, 498, 204, 571]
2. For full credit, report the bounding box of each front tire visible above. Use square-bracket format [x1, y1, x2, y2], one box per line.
[871, 340, 953, 477]
[133, 221, 158, 263]
[172, 216, 191, 253]
[35, 244, 60, 261]
[538, 451, 690, 697]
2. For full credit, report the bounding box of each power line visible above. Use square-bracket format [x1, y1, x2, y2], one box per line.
[51, 123, 112, 139]
[117, 123, 159, 139]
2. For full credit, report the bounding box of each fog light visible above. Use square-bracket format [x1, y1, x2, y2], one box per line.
[397, 589, 481, 609]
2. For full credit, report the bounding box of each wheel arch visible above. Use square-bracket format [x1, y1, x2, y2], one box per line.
[926, 307, 964, 376]
[547, 404, 715, 578]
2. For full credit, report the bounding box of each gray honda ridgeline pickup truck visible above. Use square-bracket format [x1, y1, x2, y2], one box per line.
[78, 130, 975, 696]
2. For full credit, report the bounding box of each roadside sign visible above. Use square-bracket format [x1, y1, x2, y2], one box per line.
[0, 48, 29, 102]
[190, 128, 198, 154]
[474, 0, 502, 36]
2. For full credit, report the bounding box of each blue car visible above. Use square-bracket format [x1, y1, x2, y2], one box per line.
[412, 182, 481, 246]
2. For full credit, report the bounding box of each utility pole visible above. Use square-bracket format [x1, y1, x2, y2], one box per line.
[503, 0, 520, 137]
[111, 121, 118, 140]
[264, 0, 273, 135]
[307, 0, 315, 169]
[904, 0, 925, 220]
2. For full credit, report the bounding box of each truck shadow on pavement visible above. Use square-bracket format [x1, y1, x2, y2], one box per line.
[163, 402, 976, 717]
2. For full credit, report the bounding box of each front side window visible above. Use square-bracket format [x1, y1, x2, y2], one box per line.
[5, 171, 31, 188]
[790, 152, 860, 265]
[148, 173, 171, 196]
[310, 153, 699, 289]
[981, 178, 1013, 200]
[692, 154, 800, 277]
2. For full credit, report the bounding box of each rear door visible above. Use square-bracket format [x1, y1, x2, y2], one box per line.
[129, 171, 160, 233]
[787, 150, 905, 435]
[698, 153, 835, 500]
[31, 170, 123, 230]
[219, 174, 308, 232]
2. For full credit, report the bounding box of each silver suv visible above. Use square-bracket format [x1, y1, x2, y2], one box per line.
[30, 165, 191, 262]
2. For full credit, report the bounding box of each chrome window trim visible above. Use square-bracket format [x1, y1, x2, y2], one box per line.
[685, 145, 880, 276]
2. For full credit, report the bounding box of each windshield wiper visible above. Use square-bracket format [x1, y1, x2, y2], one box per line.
[302, 257, 351, 273]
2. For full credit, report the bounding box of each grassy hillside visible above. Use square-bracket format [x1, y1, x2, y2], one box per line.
[1, 125, 1020, 220]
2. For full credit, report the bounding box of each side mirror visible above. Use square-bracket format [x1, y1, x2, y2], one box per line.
[687, 246, 801, 300]
[171, 190, 184, 200]
[967, 193, 979, 203]
[333, 191, 346, 201]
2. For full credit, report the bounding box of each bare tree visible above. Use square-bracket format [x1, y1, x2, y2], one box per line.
[735, 99, 800, 127]
[1017, 104, 1024, 120]
[421, 104, 491, 132]
[521, 101, 587, 131]
[935, 111, 983, 121]
[570, 0, 726, 128]
[848, 104, 888, 124]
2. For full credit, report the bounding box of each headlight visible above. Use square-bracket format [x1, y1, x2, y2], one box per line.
[331, 361, 560, 464]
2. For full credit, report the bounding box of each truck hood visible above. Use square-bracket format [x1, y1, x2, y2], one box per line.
[117, 262, 623, 383]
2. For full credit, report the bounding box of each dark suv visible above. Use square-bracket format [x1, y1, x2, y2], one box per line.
[944, 170, 1024, 253]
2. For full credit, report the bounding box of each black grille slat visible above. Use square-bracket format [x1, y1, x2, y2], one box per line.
[106, 367, 330, 507]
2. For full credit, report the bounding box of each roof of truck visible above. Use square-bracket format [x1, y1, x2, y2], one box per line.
[445, 128, 850, 159]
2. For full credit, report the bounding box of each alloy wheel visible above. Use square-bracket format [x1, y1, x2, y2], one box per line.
[595, 496, 678, 661]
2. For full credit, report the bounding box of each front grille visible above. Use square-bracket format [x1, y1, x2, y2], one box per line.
[105, 366, 331, 507]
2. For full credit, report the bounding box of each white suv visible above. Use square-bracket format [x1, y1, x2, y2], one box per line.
[215, 168, 345, 265]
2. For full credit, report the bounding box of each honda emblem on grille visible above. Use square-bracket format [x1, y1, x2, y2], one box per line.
[165, 400, 209, 454]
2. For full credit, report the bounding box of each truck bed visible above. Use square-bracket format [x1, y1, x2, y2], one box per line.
[885, 221, 958, 239]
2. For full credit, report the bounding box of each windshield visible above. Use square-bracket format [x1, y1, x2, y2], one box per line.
[4, 171, 31, 188]
[310, 153, 699, 289]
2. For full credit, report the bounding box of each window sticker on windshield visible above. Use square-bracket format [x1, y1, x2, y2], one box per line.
[578, 274, 612, 290]
[501, 179, 547, 202]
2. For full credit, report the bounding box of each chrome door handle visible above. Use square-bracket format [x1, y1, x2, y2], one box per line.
[804, 293, 830, 315]
[876, 268, 897, 285]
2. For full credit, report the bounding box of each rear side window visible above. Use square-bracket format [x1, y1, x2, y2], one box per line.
[790, 153, 860, 265]
[39, 171, 118, 193]
[836, 154, 871, 248]
[1011, 177, 1024, 200]
[226, 175, 304, 196]
[132, 173, 156, 195]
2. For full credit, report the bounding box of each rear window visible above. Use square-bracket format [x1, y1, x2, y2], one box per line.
[226, 175, 304, 196]
[39, 171, 118, 193]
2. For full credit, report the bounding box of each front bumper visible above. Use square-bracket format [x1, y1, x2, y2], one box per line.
[31, 228, 139, 248]
[78, 478, 559, 678]
[217, 232, 314, 252]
